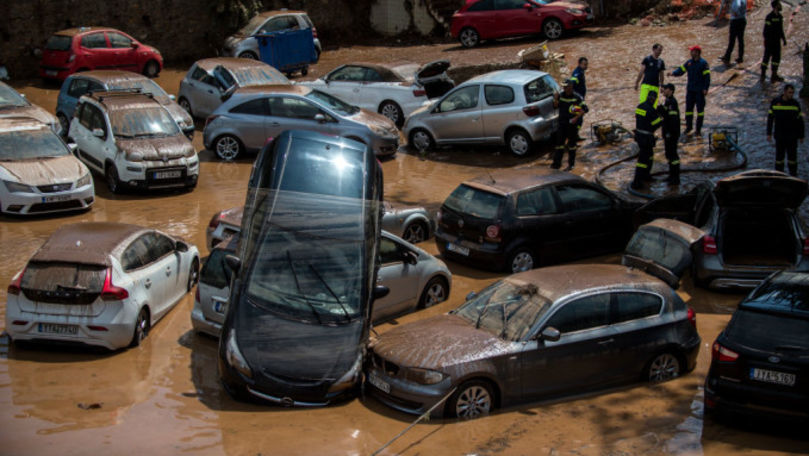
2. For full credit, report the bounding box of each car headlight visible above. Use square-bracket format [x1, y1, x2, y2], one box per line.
[3, 180, 34, 193]
[225, 330, 252, 378]
[566, 8, 584, 14]
[77, 173, 92, 188]
[328, 352, 363, 393]
[404, 367, 446, 385]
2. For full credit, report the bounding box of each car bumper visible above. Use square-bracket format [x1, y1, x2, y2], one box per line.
[39, 66, 73, 81]
[370, 135, 399, 157]
[118, 163, 199, 190]
[435, 231, 506, 271]
[1, 184, 94, 215]
[683, 335, 701, 373]
[695, 257, 809, 289]
[704, 375, 809, 422]
[191, 303, 222, 338]
[365, 366, 453, 417]
[525, 116, 558, 142]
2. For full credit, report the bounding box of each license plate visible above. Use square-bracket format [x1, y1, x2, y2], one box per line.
[46, 70, 57, 77]
[153, 170, 182, 179]
[38, 323, 78, 335]
[368, 371, 391, 393]
[213, 298, 227, 315]
[42, 195, 72, 203]
[750, 368, 796, 386]
[447, 242, 470, 256]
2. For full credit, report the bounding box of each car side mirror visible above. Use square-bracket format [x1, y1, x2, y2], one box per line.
[169, 94, 176, 101]
[175, 241, 189, 253]
[314, 113, 327, 123]
[92, 128, 105, 138]
[20, 94, 26, 99]
[130, 42, 139, 48]
[403, 250, 418, 265]
[225, 254, 241, 273]
[374, 284, 390, 300]
[68, 143, 78, 154]
[539, 326, 561, 342]
[523, 2, 533, 9]
[466, 291, 477, 301]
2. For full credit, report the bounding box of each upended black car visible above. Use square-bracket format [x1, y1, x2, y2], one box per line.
[368, 219, 702, 418]
[436, 168, 640, 273]
[704, 271, 809, 423]
[218, 130, 383, 406]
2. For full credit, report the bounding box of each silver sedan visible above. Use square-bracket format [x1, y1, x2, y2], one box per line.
[403, 69, 560, 156]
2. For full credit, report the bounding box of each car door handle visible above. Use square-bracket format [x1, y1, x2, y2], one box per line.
[270, 122, 281, 126]
[207, 89, 214, 94]
[144, 279, 152, 289]
[597, 338, 614, 345]
[166, 266, 172, 276]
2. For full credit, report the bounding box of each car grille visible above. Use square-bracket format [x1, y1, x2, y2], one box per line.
[37, 183, 73, 193]
[29, 200, 83, 213]
[145, 166, 187, 188]
[372, 352, 400, 377]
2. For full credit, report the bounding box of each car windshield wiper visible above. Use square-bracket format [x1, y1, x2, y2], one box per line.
[286, 250, 322, 324]
[308, 264, 351, 322]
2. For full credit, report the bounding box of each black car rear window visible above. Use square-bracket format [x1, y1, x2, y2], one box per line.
[20, 262, 106, 304]
[444, 184, 504, 220]
[201, 250, 230, 289]
[45, 35, 72, 51]
[725, 309, 809, 354]
[524, 75, 557, 103]
[743, 278, 809, 316]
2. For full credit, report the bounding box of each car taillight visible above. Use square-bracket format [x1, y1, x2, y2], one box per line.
[204, 115, 220, 129]
[711, 342, 739, 362]
[802, 238, 809, 256]
[687, 307, 696, 328]
[413, 88, 426, 97]
[7, 270, 24, 295]
[522, 105, 541, 117]
[311, 27, 318, 38]
[485, 224, 501, 240]
[702, 235, 718, 254]
[208, 212, 223, 229]
[100, 268, 129, 301]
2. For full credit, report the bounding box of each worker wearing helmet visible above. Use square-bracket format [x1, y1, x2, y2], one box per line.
[551, 79, 588, 171]
[671, 45, 711, 137]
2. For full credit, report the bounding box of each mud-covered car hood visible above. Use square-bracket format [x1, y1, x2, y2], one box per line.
[116, 135, 194, 161]
[0, 105, 58, 128]
[373, 314, 513, 369]
[351, 109, 398, 136]
[0, 155, 86, 186]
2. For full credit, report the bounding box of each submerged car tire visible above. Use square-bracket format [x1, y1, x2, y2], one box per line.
[129, 307, 150, 347]
[379, 101, 404, 128]
[409, 129, 434, 152]
[506, 128, 533, 156]
[143, 60, 160, 78]
[105, 164, 122, 194]
[187, 257, 200, 292]
[238, 51, 258, 60]
[402, 220, 428, 244]
[447, 380, 494, 419]
[178, 97, 193, 117]
[459, 27, 480, 48]
[418, 276, 448, 309]
[645, 352, 681, 382]
[543, 18, 564, 40]
[214, 135, 243, 161]
[508, 247, 535, 273]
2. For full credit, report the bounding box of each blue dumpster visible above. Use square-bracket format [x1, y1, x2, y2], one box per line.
[256, 28, 317, 77]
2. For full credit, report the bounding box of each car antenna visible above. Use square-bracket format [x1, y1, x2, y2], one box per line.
[487, 171, 496, 185]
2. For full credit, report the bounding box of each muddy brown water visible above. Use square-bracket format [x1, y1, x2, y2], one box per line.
[2, 8, 809, 455]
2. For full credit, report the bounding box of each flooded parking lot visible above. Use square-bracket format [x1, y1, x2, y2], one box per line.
[2, 7, 809, 455]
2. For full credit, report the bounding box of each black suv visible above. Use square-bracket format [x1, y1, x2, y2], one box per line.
[436, 168, 639, 273]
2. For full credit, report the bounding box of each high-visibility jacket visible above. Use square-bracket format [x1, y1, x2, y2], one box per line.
[558, 92, 588, 125]
[658, 96, 680, 137]
[672, 58, 711, 92]
[767, 96, 805, 140]
[570, 67, 586, 98]
[763, 11, 785, 44]
[635, 100, 663, 136]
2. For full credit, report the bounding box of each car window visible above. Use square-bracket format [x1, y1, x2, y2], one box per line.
[78, 103, 93, 128]
[329, 66, 367, 82]
[516, 187, 557, 216]
[147, 233, 176, 263]
[45, 35, 73, 51]
[122, 235, 150, 271]
[485, 85, 515, 106]
[20, 262, 107, 304]
[259, 16, 298, 34]
[107, 32, 132, 48]
[496, 0, 528, 9]
[556, 185, 613, 213]
[68, 78, 91, 98]
[201, 250, 230, 289]
[191, 67, 218, 86]
[300, 14, 314, 28]
[725, 309, 809, 352]
[444, 184, 504, 219]
[455, 280, 552, 341]
[269, 96, 321, 119]
[89, 105, 108, 138]
[468, 0, 495, 11]
[546, 293, 611, 334]
[524, 75, 558, 103]
[438, 85, 479, 113]
[231, 98, 269, 115]
[613, 292, 663, 324]
[379, 238, 402, 264]
[364, 68, 383, 82]
[81, 32, 108, 49]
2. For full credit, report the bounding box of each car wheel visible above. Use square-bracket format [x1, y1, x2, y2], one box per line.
[238, 51, 258, 60]
[178, 97, 193, 117]
[402, 220, 428, 243]
[129, 307, 150, 347]
[506, 128, 533, 156]
[543, 18, 564, 40]
[409, 129, 434, 152]
[418, 276, 448, 309]
[379, 101, 404, 128]
[508, 248, 535, 273]
[143, 60, 160, 78]
[448, 380, 493, 419]
[57, 113, 69, 136]
[646, 352, 681, 382]
[187, 257, 200, 292]
[105, 164, 122, 194]
[214, 135, 243, 161]
[459, 27, 480, 48]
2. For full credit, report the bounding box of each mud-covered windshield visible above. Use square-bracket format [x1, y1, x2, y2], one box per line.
[0, 128, 69, 160]
[444, 184, 504, 219]
[220, 66, 289, 88]
[107, 79, 170, 101]
[0, 84, 29, 108]
[306, 90, 359, 116]
[110, 107, 180, 138]
[455, 280, 551, 341]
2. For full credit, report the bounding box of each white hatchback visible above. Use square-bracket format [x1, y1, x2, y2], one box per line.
[6, 222, 199, 350]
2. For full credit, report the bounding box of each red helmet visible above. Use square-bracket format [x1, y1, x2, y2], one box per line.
[689, 45, 702, 52]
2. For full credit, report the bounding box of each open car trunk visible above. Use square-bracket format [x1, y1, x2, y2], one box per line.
[721, 208, 798, 266]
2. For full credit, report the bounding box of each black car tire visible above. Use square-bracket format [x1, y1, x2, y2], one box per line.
[129, 307, 150, 347]
[238, 51, 258, 60]
[187, 257, 200, 292]
[459, 27, 480, 48]
[645, 352, 681, 382]
[447, 379, 494, 419]
[402, 220, 428, 244]
[543, 18, 564, 40]
[506, 128, 533, 156]
[379, 101, 404, 128]
[178, 97, 193, 117]
[143, 60, 160, 78]
[106, 164, 122, 194]
[507, 247, 536, 273]
[418, 276, 448, 309]
[409, 129, 434, 152]
[214, 134, 243, 161]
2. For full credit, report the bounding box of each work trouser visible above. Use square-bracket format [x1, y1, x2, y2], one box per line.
[775, 137, 799, 176]
[685, 91, 706, 134]
[762, 40, 782, 75]
[632, 134, 656, 187]
[552, 123, 579, 169]
[664, 135, 681, 183]
[639, 84, 660, 108]
[723, 18, 746, 61]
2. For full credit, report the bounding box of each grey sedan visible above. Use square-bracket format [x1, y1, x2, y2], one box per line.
[202, 85, 399, 160]
[403, 70, 560, 156]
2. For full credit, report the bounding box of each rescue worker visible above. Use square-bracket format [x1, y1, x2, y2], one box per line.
[631, 90, 663, 190]
[570, 57, 588, 139]
[767, 84, 805, 176]
[671, 45, 711, 137]
[635, 43, 665, 107]
[551, 79, 588, 171]
[720, 0, 747, 64]
[658, 83, 681, 184]
[762, 0, 787, 82]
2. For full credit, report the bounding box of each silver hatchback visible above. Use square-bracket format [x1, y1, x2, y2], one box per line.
[202, 85, 399, 160]
[403, 69, 559, 156]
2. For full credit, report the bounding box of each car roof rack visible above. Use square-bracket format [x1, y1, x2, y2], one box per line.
[90, 89, 154, 104]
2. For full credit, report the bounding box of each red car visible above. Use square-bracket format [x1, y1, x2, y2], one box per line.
[450, 0, 593, 47]
[40, 27, 163, 81]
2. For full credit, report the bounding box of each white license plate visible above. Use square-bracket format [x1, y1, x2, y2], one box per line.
[447, 242, 470, 256]
[46, 70, 58, 76]
[368, 371, 391, 394]
[213, 298, 227, 315]
[750, 368, 796, 386]
[153, 170, 182, 179]
[42, 195, 72, 203]
[38, 323, 78, 335]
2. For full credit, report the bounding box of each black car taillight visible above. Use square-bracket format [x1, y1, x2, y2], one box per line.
[711, 341, 739, 362]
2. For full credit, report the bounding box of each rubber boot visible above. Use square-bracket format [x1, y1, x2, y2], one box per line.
[668, 164, 680, 185]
